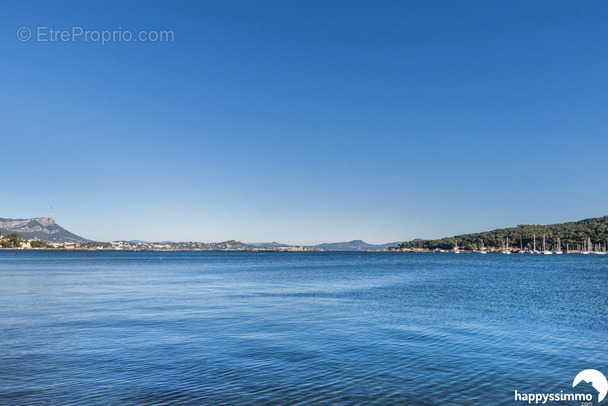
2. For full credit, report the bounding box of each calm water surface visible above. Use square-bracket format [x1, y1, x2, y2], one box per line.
[1, 251, 607, 405]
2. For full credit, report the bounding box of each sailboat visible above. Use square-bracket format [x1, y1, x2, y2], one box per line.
[503, 237, 511, 254]
[554, 237, 563, 254]
[479, 239, 487, 254]
[532, 234, 539, 254]
[581, 237, 591, 254]
[519, 236, 525, 253]
[542, 234, 552, 255]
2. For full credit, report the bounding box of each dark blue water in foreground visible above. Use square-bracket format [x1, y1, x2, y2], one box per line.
[1, 251, 607, 405]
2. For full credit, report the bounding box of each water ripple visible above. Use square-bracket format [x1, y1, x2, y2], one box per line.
[0, 251, 606, 405]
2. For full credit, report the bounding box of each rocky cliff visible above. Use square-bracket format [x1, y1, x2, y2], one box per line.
[0, 217, 90, 243]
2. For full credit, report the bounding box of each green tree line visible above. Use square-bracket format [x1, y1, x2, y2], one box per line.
[0, 233, 50, 248]
[0, 232, 23, 248]
[394, 216, 608, 251]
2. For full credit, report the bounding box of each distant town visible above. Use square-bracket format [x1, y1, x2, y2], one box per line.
[0, 217, 396, 252]
[0, 235, 370, 252]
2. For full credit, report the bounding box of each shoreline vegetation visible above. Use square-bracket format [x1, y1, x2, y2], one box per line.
[1, 216, 608, 254]
[390, 215, 608, 254]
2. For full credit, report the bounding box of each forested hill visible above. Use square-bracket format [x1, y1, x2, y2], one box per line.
[394, 216, 608, 251]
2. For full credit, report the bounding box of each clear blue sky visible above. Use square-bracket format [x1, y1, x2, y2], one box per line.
[1, 1, 607, 244]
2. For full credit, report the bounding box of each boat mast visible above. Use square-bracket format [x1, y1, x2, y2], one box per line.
[543, 234, 546, 252]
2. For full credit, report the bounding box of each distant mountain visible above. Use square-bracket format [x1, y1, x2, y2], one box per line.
[247, 242, 292, 248]
[249, 240, 398, 250]
[0, 217, 91, 243]
[0, 217, 398, 251]
[312, 240, 400, 251]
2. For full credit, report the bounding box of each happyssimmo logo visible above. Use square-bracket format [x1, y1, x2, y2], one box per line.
[514, 369, 608, 404]
[573, 370, 608, 403]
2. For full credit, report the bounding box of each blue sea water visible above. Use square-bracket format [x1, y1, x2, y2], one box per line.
[0, 251, 607, 405]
